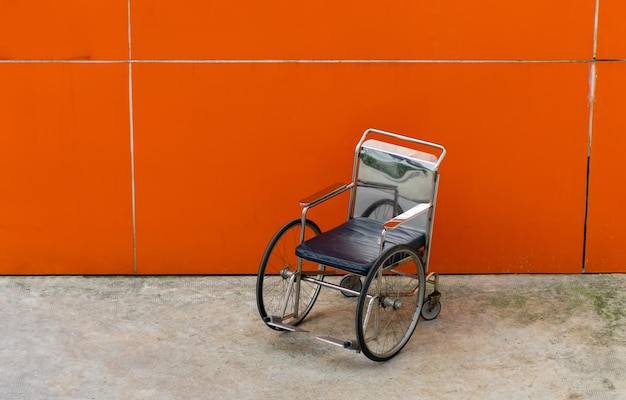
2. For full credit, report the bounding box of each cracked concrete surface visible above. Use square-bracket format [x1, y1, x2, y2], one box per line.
[0, 274, 624, 399]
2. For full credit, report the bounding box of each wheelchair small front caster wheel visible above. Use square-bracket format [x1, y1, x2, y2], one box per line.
[421, 298, 441, 320]
[339, 274, 362, 297]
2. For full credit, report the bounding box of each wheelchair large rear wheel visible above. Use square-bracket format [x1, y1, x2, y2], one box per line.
[256, 219, 324, 329]
[356, 245, 425, 361]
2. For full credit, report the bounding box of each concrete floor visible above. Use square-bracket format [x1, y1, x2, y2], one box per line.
[0, 274, 625, 399]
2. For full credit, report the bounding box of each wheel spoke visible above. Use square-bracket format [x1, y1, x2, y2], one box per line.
[257, 219, 324, 328]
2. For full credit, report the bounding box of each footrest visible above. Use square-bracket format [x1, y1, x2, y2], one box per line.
[265, 316, 308, 332]
[317, 336, 361, 352]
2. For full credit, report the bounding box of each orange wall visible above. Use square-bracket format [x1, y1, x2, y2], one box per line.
[585, 64, 626, 272]
[0, 63, 134, 274]
[1, 1, 624, 274]
[584, 0, 626, 272]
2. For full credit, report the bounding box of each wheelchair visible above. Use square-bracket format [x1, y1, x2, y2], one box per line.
[256, 128, 446, 361]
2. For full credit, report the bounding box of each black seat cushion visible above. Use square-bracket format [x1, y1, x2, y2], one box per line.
[295, 217, 425, 276]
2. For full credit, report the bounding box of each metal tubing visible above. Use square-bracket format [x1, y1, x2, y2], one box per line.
[362, 128, 447, 169]
[293, 270, 301, 319]
[362, 295, 378, 336]
[426, 271, 440, 293]
[300, 207, 310, 243]
[379, 228, 388, 254]
[301, 184, 353, 239]
[423, 174, 441, 272]
[301, 275, 372, 298]
[280, 273, 297, 319]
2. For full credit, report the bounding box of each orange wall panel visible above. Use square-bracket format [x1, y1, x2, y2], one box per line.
[131, 0, 594, 60]
[0, 0, 128, 60]
[585, 62, 626, 272]
[596, 0, 626, 59]
[430, 63, 589, 274]
[132, 62, 589, 274]
[0, 64, 133, 274]
[2, 2, 613, 275]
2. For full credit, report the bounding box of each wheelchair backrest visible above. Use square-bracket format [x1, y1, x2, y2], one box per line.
[349, 131, 444, 234]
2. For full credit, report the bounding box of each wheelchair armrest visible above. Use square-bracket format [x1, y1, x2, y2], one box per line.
[299, 182, 353, 207]
[383, 202, 432, 230]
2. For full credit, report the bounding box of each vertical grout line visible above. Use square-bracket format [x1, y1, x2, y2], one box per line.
[582, 0, 601, 273]
[128, 0, 138, 275]
[591, 0, 600, 59]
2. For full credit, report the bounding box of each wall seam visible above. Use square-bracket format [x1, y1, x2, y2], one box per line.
[2, 58, 626, 64]
[582, 0, 601, 273]
[128, 0, 138, 275]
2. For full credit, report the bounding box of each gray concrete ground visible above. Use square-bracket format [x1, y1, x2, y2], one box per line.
[0, 274, 624, 400]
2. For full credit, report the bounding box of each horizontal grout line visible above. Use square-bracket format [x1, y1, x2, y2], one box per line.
[0, 59, 127, 64]
[132, 58, 626, 64]
[1, 58, 626, 64]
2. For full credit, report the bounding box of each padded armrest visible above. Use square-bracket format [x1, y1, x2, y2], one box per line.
[299, 182, 352, 207]
[383, 202, 432, 230]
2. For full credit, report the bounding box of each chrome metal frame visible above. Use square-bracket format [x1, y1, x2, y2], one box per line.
[267, 128, 446, 353]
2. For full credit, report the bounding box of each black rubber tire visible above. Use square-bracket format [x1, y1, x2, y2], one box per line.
[256, 219, 324, 330]
[356, 245, 425, 361]
[339, 274, 362, 297]
[420, 298, 442, 321]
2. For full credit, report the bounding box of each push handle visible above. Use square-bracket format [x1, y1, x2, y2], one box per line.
[358, 128, 446, 170]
